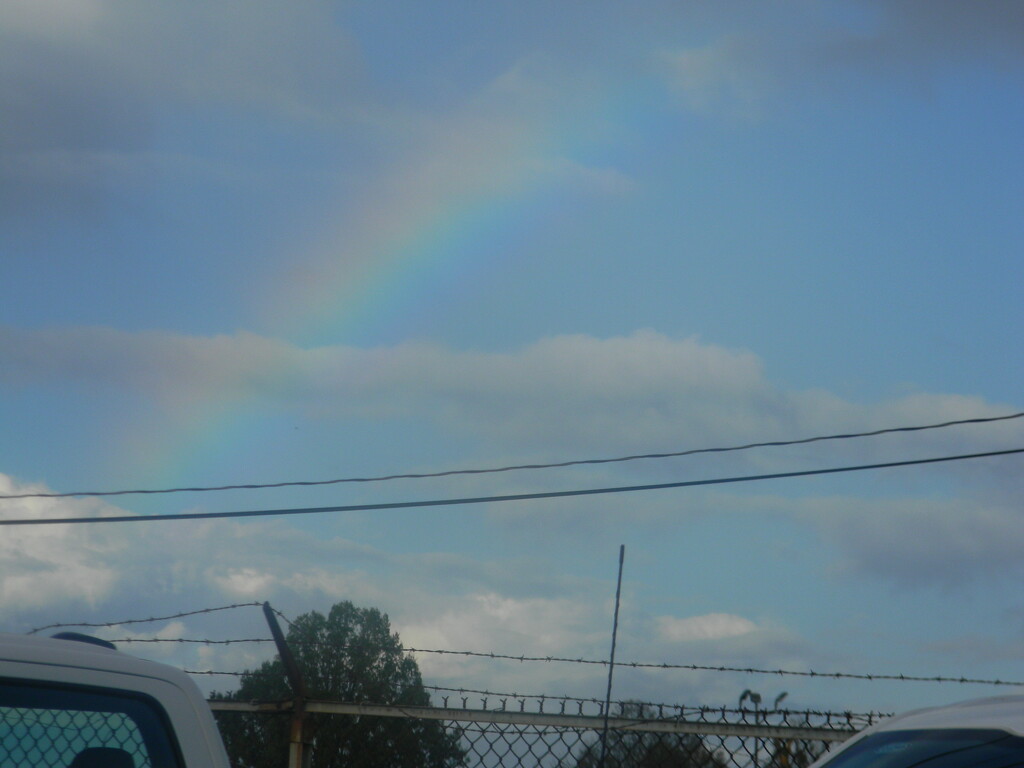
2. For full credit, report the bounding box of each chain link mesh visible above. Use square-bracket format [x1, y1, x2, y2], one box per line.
[451, 721, 829, 768]
[213, 697, 870, 768]
[0, 707, 151, 768]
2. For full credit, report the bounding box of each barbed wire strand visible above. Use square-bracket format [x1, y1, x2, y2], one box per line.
[27, 602, 265, 635]
[107, 636, 1024, 687]
[272, 607, 295, 628]
[4, 412, 1020, 501]
[404, 648, 1024, 687]
[3, 447, 1022, 527]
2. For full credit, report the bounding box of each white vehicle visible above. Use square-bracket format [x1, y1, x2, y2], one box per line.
[810, 695, 1024, 768]
[0, 632, 231, 768]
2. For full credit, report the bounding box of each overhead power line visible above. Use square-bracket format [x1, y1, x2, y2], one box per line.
[2, 411, 1020, 501]
[1, 447, 1020, 527]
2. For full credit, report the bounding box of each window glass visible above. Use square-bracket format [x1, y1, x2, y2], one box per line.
[819, 728, 1024, 768]
[0, 680, 182, 768]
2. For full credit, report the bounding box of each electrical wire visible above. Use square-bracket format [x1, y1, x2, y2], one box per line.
[1, 447, 1020, 527]
[2, 412, 1020, 501]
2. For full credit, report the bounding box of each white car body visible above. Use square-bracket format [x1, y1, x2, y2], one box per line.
[810, 695, 1024, 768]
[0, 632, 231, 768]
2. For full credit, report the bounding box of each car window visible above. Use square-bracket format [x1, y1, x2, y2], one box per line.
[0, 680, 183, 768]
[818, 728, 1024, 768]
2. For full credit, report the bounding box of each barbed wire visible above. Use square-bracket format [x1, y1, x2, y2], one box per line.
[271, 608, 295, 627]
[403, 648, 1024, 687]
[5, 412, 1021, 501]
[109, 636, 1024, 688]
[426, 685, 610, 707]
[27, 602, 265, 635]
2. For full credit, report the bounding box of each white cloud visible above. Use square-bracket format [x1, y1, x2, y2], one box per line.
[93, 620, 187, 659]
[212, 568, 278, 599]
[0, 472, 712, 699]
[404, 592, 596, 654]
[0, 471, 592, 634]
[400, 592, 605, 688]
[656, 613, 758, 643]
[6, 468, 998, 707]
[659, 1, 1024, 117]
[875, 1, 1024, 63]
[1, 325, 1018, 466]
[799, 495, 1024, 587]
[0, 0, 105, 40]
[1, 324, 1020, 674]
[0, 1, 359, 220]
[659, 36, 775, 118]
[0, 474, 130, 613]
[1, 0, 357, 118]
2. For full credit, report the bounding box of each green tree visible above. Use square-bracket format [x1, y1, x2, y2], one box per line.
[212, 601, 465, 768]
[566, 703, 727, 768]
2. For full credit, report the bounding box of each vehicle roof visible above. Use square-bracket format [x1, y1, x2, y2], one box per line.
[0, 632, 194, 687]
[866, 695, 1024, 737]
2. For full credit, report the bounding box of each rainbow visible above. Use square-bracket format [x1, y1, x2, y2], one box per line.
[266, 118, 567, 344]
[115, 79, 658, 487]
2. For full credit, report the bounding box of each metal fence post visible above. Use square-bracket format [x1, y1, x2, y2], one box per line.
[263, 603, 312, 768]
[598, 545, 626, 768]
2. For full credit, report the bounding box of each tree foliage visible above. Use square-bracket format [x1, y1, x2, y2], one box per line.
[212, 601, 465, 768]
[566, 703, 727, 768]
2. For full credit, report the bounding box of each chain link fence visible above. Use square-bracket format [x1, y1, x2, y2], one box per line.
[211, 694, 878, 768]
[0, 680, 183, 768]
[0, 708, 148, 768]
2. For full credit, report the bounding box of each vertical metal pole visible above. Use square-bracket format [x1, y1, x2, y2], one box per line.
[263, 603, 311, 768]
[753, 699, 760, 768]
[598, 545, 626, 768]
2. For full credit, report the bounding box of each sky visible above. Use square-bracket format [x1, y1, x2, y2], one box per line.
[1, 0, 1023, 719]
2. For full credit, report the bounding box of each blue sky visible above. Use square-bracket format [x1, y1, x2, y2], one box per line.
[2, 0, 1023, 716]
